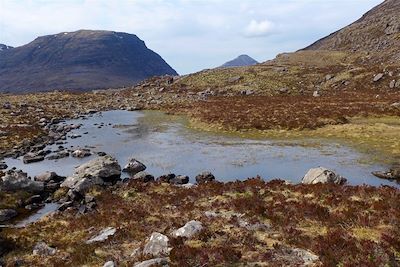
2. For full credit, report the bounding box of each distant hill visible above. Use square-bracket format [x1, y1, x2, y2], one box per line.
[0, 44, 13, 52]
[0, 30, 178, 93]
[303, 0, 400, 62]
[220, 55, 258, 68]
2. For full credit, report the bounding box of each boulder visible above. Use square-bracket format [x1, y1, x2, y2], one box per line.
[61, 156, 121, 194]
[0, 162, 7, 170]
[86, 227, 116, 244]
[46, 151, 70, 160]
[391, 102, 400, 109]
[103, 261, 116, 267]
[1, 170, 44, 193]
[170, 175, 189, 185]
[0, 209, 18, 222]
[172, 220, 203, 238]
[34, 171, 64, 183]
[23, 153, 45, 164]
[133, 258, 169, 267]
[32, 242, 56, 256]
[122, 158, 146, 174]
[133, 171, 154, 183]
[301, 167, 347, 185]
[157, 173, 176, 183]
[143, 232, 170, 257]
[195, 171, 215, 184]
[372, 164, 400, 180]
[72, 149, 91, 158]
[312, 90, 321, 97]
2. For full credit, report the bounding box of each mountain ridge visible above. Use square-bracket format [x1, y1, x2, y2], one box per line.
[220, 55, 258, 68]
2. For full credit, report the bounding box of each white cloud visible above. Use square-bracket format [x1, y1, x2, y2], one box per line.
[244, 19, 275, 38]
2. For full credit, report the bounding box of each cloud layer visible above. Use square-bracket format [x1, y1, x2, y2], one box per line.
[0, 0, 383, 74]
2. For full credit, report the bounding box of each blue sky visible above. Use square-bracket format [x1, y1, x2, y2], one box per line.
[0, 0, 383, 74]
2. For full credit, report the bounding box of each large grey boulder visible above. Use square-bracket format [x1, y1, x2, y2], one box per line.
[301, 167, 347, 185]
[172, 220, 203, 238]
[0, 209, 18, 222]
[86, 227, 116, 244]
[143, 232, 170, 257]
[61, 156, 121, 194]
[195, 171, 215, 184]
[1, 170, 44, 193]
[133, 171, 154, 183]
[134, 258, 169, 267]
[122, 158, 146, 174]
[34, 171, 64, 183]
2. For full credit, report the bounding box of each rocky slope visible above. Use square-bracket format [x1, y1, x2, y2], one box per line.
[303, 0, 400, 63]
[220, 54, 258, 68]
[0, 30, 177, 93]
[0, 44, 13, 52]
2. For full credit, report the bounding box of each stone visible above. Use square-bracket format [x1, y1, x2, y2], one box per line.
[72, 149, 91, 158]
[390, 80, 396, 88]
[34, 171, 64, 183]
[291, 248, 320, 266]
[86, 227, 116, 244]
[395, 79, 400, 88]
[373, 73, 384, 82]
[122, 158, 146, 174]
[302, 167, 347, 185]
[278, 88, 289, 94]
[391, 102, 400, 109]
[195, 171, 215, 184]
[0, 162, 7, 170]
[23, 153, 45, 164]
[133, 171, 154, 183]
[133, 258, 169, 267]
[32, 242, 56, 256]
[103, 261, 116, 267]
[169, 175, 189, 185]
[61, 156, 121, 194]
[172, 220, 203, 238]
[0, 209, 18, 222]
[325, 74, 334, 81]
[372, 164, 400, 180]
[157, 173, 176, 183]
[312, 90, 321, 97]
[1, 170, 44, 193]
[46, 151, 69, 160]
[2, 102, 12, 109]
[228, 76, 243, 83]
[143, 232, 170, 257]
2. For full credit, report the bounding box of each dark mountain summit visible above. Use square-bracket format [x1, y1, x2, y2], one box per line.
[303, 0, 400, 62]
[0, 30, 177, 93]
[220, 55, 258, 68]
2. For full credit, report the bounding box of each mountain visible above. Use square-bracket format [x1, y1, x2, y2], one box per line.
[303, 0, 400, 62]
[220, 55, 258, 68]
[0, 44, 13, 52]
[0, 30, 177, 93]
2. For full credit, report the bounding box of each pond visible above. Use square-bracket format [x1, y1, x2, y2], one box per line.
[4, 110, 397, 187]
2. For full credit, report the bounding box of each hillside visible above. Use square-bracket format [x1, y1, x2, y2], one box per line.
[0, 44, 13, 52]
[220, 55, 258, 68]
[0, 30, 177, 93]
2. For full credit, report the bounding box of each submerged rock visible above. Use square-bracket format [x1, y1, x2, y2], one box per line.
[372, 164, 400, 181]
[23, 153, 45, 164]
[86, 227, 116, 244]
[302, 167, 346, 185]
[123, 158, 146, 174]
[172, 220, 203, 238]
[0, 209, 18, 222]
[61, 156, 121, 194]
[143, 232, 170, 257]
[195, 171, 215, 184]
[1, 170, 44, 193]
[32, 242, 56, 256]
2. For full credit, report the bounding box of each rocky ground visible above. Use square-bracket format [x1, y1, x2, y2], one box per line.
[1, 50, 400, 266]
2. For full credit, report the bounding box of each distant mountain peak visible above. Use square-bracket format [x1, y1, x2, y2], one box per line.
[220, 55, 258, 68]
[0, 30, 177, 93]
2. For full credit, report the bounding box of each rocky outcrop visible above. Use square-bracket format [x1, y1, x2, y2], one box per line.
[1, 170, 44, 193]
[302, 167, 347, 185]
[61, 156, 121, 194]
[143, 232, 170, 257]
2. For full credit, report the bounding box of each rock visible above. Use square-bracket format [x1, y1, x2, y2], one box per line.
[390, 80, 396, 88]
[86, 227, 116, 244]
[0, 162, 7, 170]
[1, 170, 44, 193]
[58, 201, 74, 211]
[373, 73, 384, 82]
[0, 209, 18, 222]
[97, 152, 107, 156]
[302, 167, 347, 185]
[34, 171, 64, 183]
[372, 165, 400, 180]
[61, 156, 121, 194]
[325, 74, 334, 81]
[133, 171, 154, 183]
[169, 175, 189, 185]
[312, 90, 321, 97]
[23, 153, 45, 164]
[122, 158, 146, 174]
[396, 79, 400, 88]
[143, 232, 170, 257]
[32, 242, 56, 256]
[157, 173, 176, 183]
[278, 88, 289, 94]
[72, 149, 91, 158]
[46, 151, 70, 160]
[391, 102, 400, 108]
[291, 248, 320, 266]
[172, 220, 203, 238]
[103, 261, 116, 267]
[133, 258, 169, 267]
[195, 171, 215, 184]
[228, 76, 243, 83]
[2, 102, 12, 109]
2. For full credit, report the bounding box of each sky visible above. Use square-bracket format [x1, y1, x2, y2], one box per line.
[0, 0, 383, 74]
